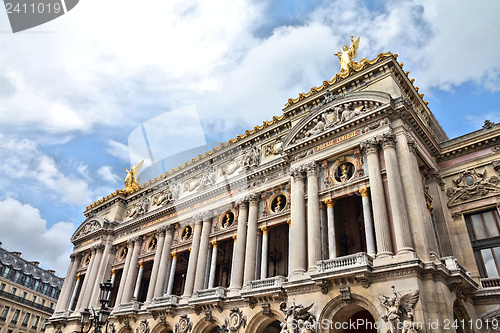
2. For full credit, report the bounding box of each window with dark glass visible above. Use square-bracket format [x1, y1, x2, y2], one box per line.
[465, 209, 500, 278]
[22, 313, 30, 327]
[22, 291, 27, 299]
[11, 309, 20, 323]
[0, 283, 5, 291]
[11, 287, 17, 295]
[40, 318, 46, 331]
[0, 306, 9, 321]
[32, 316, 40, 329]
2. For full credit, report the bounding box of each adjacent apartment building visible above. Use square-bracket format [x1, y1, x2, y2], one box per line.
[48, 49, 500, 333]
[0, 244, 63, 333]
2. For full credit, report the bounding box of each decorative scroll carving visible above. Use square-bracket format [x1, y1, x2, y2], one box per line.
[379, 287, 420, 333]
[136, 320, 150, 333]
[446, 169, 500, 207]
[353, 148, 364, 177]
[279, 301, 317, 333]
[340, 286, 354, 304]
[263, 138, 283, 157]
[175, 315, 192, 333]
[127, 196, 150, 218]
[242, 146, 261, 169]
[225, 307, 247, 332]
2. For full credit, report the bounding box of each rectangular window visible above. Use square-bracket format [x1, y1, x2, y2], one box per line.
[49, 303, 54, 309]
[0, 306, 10, 321]
[22, 291, 27, 299]
[11, 309, 20, 323]
[31, 295, 37, 302]
[22, 313, 30, 327]
[3, 267, 10, 278]
[11, 287, 17, 295]
[32, 316, 40, 329]
[41, 300, 45, 307]
[41, 319, 46, 331]
[466, 209, 500, 278]
[0, 283, 5, 291]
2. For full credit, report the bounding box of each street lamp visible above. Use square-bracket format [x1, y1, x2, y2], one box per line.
[75, 278, 113, 333]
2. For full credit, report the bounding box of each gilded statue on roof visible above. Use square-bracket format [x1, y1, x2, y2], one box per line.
[123, 160, 144, 193]
[334, 35, 360, 74]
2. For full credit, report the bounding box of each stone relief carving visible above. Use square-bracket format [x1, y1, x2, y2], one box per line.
[76, 220, 100, 237]
[263, 138, 283, 157]
[136, 320, 150, 333]
[127, 196, 150, 218]
[106, 322, 116, 333]
[379, 287, 420, 333]
[152, 182, 180, 207]
[200, 165, 217, 189]
[279, 301, 317, 333]
[221, 159, 241, 176]
[446, 169, 500, 207]
[339, 286, 354, 304]
[242, 146, 260, 169]
[225, 307, 247, 332]
[175, 314, 193, 333]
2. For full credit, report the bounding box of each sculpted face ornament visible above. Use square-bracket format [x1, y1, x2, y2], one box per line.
[379, 286, 420, 333]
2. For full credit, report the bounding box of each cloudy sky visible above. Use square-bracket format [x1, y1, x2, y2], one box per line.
[0, 0, 499, 276]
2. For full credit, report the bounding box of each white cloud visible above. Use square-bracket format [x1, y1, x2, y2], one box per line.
[0, 198, 74, 276]
[0, 134, 92, 205]
[97, 166, 119, 184]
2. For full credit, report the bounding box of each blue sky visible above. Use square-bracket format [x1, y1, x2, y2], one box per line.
[0, 0, 499, 275]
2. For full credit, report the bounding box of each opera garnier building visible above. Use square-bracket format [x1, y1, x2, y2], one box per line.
[48, 38, 500, 333]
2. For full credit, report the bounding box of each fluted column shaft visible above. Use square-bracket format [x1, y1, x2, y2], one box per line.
[307, 163, 321, 272]
[56, 254, 79, 312]
[132, 263, 144, 299]
[194, 217, 213, 291]
[89, 242, 113, 308]
[260, 227, 269, 280]
[116, 240, 134, 305]
[208, 242, 218, 288]
[67, 275, 81, 311]
[244, 196, 259, 285]
[290, 168, 307, 276]
[146, 229, 166, 302]
[320, 203, 328, 260]
[153, 227, 174, 298]
[230, 202, 248, 289]
[359, 188, 376, 256]
[362, 139, 393, 256]
[325, 199, 337, 259]
[381, 134, 414, 254]
[183, 220, 203, 297]
[122, 238, 142, 303]
[75, 247, 99, 310]
[166, 253, 177, 296]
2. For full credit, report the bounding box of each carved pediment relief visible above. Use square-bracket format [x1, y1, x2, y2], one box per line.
[446, 169, 500, 207]
[127, 195, 150, 218]
[282, 91, 392, 150]
[183, 165, 217, 193]
[72, 215, 106, 241]
[151, 182, 180, 207]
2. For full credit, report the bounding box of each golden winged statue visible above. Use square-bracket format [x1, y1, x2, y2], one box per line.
[334, 35, 360, 74]
[123, 160, 144, 193]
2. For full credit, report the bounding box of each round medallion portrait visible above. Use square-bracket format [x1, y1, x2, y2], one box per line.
[271, 194, 287, 213]
[120, 247, 128, 259]
[334, 162, 355, 183]
[181, 226, 192, 241]
[222, 211, 234, 228]
[148, 237, 157, 250]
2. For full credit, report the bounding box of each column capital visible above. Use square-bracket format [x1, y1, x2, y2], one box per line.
[359, 188, 369, 198]
[235, 198, 248, 209]
[70, 252, 82, 260]
[287, 219, 291, 227]
[202, 211, 213, 222]
[156, 226, 167, 237]
[91, 243, 105, 252]
[128, 236, 141, 245]
[324, 199, 336, 208]
[247, 193, 259, 206]
[260, 226, 269, 234]
[171, 252, 178, 259]
[406, 135, 417, 154]
[306, 161, 319, 176]
[290, 165, 306, 180]
[380, 132, 396, 149]
[359, 137, 379, 154]
[138, 262, 144, 268]
[232, 235, 237, 242]
[111, 270, 116, 275]
[211, 241, 218, 248]
[76, 275, 82, 280]
[193, 213, 205, 223]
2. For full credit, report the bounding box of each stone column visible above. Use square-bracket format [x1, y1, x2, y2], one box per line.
[287, 220, 291, 276]
[307, 162, 321, 272]
[116, 239, 134, 305]
[153, 225, 174, 298]
[244, 194, 259, 285]
[290, 166, 307, 277]
[204, 245, 212, 290]
[324, 199, 337, 259]
[67, 275, 81, 311]
[255, 230, 262, 280]
[360, 138, 393, 257]
[380, 132, 414, 255]
[260, 227, 269, 280]
[89, 241, 114, 308]
[208, 241, 218, 289]
[359, 188, 376, 257]
[230, 200, 248, 289]
[56, 253, 80, 312]
[166, 253, 177, 296]
[122, 237, 142, 303]
[77, 245, 103, 310]
[194, 214, 213, 292]
[145, 227, 166, 302]
[320, 203, 329, 260]
[132, 262, 144, 300]
[110, 270, 116, 286]
[183, 218, 203, 297]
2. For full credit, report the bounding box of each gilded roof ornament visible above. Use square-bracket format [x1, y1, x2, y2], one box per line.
[122, 160, 144, 194]
[334, 35, 360, 75]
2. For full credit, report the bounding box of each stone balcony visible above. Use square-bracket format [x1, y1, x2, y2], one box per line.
[113, 301, 142, 316]
[313, 252, 373, 276]
[188, 287, 227, 306]
[241, 276, 286, 301]
[480, 277, 500, 289]
[146, 295, 180, 318]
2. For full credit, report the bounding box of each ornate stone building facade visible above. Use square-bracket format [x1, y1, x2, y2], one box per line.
[0, 243, 63, 333]
[48, 51, 500, 333]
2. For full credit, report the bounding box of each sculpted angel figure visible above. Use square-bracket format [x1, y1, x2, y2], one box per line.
[279, 300, 316, 333]
[379, 287, 420, 333]
[124, 160, 144, 193]
[334, 35, 360, 74]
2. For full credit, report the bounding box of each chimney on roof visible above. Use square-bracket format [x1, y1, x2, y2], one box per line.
[29, 261, 40, 266]
[46, 270, 55, 275]
[11, 252, 22, 257]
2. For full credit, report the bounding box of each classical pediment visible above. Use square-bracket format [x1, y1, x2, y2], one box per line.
[282, 91, 393, 150]
[71, 214, 107, 241]
[446, 169, 500, 207]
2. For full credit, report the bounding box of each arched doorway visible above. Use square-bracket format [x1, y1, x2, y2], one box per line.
[331, 304, 377, 333]
[344, 310, 376, 333]
[453, 301, 474, 333]
[262, 320, 281, 333]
